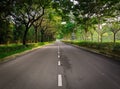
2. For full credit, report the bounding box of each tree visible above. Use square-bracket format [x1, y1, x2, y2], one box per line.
[109, 22, 120, 43]
[11, 0, 52, 45]
[13, 25, 25, 43]
[33, 18, 43, 43]
[100, 24, 108, 42]
[60, 22, 75, 39]
[0, 0, 15, 44]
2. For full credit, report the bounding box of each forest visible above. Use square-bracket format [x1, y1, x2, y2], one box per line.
[0, 0, 120, 59]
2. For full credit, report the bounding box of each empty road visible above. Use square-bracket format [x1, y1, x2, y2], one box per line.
[0, 41, 120, 89]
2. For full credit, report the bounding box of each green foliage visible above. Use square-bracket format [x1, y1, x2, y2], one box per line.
[52, 0, 73, 21]
[0, 21, 13, 44]
[110, 22, 120, 33]
[0, 42, 51, 60]
[13, 25, 25, 43]
[0, 45, 28, 59]
[112, 43, 120, 53]
[54, 0, 120, 42]
[27, 26, 35, 42]
[61, 22, 75, 36]
[64, 41, 120, 56]
[0, 0, 120, 45]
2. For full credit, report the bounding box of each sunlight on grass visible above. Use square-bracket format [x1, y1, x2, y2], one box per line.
[0, 42, 53, 61]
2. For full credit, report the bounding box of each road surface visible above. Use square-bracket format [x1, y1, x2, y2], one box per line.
[0, 41, 120, 89]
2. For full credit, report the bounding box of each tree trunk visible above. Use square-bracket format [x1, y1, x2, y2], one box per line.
[97, 16, 101, 43]
[40, 29, 44, 42]
[91, 33, 93, 41]
[98, 33, 100, 42]
[113, 33, 116, 44]
[35, 28, 38, 43]
[23, 27, 29, 45]
[100, 34, 103, 43]
[84, 30, 88, 41]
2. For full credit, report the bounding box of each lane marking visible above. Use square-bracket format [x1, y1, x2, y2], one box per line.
[58, 74, 62, 87]
[58, 55, 60, 58]
[58, 61, 61, 66]
[57, 46, 60, 58]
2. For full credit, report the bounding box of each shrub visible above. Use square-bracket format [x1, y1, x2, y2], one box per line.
[112, 43, 120, 55]
[63, 41, 120, 56]
[0, 42, 48, 59]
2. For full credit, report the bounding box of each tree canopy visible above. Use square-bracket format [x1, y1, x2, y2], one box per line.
[0, 0, 120, 45]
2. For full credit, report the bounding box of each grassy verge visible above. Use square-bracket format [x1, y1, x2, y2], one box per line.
[63, 40, 120, 60]
[0, 42, 52, 61]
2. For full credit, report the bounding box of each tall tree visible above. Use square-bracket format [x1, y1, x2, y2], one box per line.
[109, 22, 120, 44]
[33, 18, 43, 43]
[11, 0, 52, 45]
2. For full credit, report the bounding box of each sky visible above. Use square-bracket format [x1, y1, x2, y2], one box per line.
[70, 0, 78, 5]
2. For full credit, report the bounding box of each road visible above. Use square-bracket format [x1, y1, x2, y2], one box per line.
[0, 41, 120, 89]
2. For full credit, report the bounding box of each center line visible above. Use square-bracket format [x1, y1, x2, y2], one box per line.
[58, 61, 61, 66]
[58, 74, 62, 87]
[58, 55, 60, 58]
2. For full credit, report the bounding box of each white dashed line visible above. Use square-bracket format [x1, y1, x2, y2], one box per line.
[57, 46, 60, 59]
[58, 61, 61, 66]
[58, 55, 60, 58]
[57, 46, 62, 87]
[58, 74, 62, 87]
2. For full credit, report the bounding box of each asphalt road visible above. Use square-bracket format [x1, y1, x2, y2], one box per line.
[0, 41, 120, 89]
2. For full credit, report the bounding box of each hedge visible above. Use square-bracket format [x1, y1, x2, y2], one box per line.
[63, 41, 120, 56]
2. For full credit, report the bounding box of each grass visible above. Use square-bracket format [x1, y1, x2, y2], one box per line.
[0, 42, 52, 61]
[63, 40, 120, 59]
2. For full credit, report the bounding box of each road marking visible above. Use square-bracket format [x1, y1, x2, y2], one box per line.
[58, 74, 62, 87]
[58, 55, 60, 58]
[57, 46, 60, 58]
[58, 61, 61, 66]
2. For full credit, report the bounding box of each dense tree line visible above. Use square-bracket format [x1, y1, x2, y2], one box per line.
[0, 0, 120, 45]
[53, 0, 120, 43]
[0, 0, 57, 45]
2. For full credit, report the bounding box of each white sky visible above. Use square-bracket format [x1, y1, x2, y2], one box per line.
[70, 0, 78, 5]
[61, 22, 66, 24]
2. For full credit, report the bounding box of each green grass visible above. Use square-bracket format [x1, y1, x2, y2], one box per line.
[63, 40, 120, 59]
[0, 42, 52, 61]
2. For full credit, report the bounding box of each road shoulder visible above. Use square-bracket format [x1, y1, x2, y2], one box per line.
[64, 42, 120, 61]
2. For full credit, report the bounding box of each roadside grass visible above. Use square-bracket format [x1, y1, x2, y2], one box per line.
[63, 40, 120, 59]
[0, 42, 52, 61]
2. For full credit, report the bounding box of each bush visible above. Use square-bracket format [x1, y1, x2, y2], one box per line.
[0, 45, 27, 59]
[63, 41, 120, 56]
[112, 43, 120, 55]
[0, 42, 48, 59]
